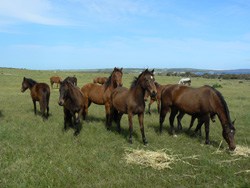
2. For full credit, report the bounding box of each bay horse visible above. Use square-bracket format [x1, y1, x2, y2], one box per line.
[108, 69, 157, 145]
[160, 84, 236, 150]
[93, 77, 108, 85]
[144, 82, 169, 114]
[21, 77, 50, 119]
[58, 80, 86, 136]
[64, 76, 77, 86]
[50, 76, 62, 88]
[81, 67, 123, 125]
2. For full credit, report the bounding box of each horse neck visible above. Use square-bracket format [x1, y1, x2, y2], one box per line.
[68, 86, 80, 104]
[27, 80, 37, 90]
[132, 83, 146, 103]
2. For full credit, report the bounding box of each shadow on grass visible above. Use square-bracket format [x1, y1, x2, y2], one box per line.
[0, 110, 3, 118]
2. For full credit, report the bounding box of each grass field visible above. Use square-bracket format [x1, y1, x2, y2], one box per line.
[0, 68, 249, 187]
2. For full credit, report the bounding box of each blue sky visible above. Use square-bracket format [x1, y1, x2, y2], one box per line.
[0, 0, 250, 70]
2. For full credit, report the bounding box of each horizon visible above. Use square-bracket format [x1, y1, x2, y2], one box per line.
[1, 1, 250, 70]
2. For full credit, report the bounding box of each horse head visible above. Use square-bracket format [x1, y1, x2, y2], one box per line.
[140, 69, 157, 99]
[222, 120, 236, 151]
[58, 80, 72, 106]
[112, 67, 123, 87]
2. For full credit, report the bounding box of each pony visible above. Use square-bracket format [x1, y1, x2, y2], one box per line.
[178, 78, 191, 86]
[93, 77, 108, 85]
[144, 82, 169, 114]
[81, 67, 123, 125]
[21, 77, 50, 119]
[160, 84, 236, 150]
[64, 76, 77, 86]
[58, 80, 86, 136]
[50, 76, 62, 88]
[108, 69, 157, 145]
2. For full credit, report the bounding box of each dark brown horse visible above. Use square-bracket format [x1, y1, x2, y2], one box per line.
[108, 69, 157, 145]
[81, 67, 123, 125]
[160, 84, 236, 150]
[58, 80, 86, 136]
[93, 77, 108, 85]
[64, 76, 77, 86]
[144, 82, 169, 114]
[21, 77, 50, 119]
[50, 76, 62, 88]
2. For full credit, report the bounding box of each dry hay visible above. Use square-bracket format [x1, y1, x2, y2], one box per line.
[124, 148, 199, 170]
[232, 145, 250, 157]
[124, 148, 176, 170]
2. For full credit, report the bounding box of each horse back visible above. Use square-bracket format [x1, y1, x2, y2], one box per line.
[81, 83, 105, 104]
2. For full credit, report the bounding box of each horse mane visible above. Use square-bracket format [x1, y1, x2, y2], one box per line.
[154, 82, 161, 88]
[130, 69, 152, 89]
[25, 78, 37, 87]
[205, 85, 232, 126]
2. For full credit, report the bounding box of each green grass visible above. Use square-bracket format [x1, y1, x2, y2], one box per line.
[0, 68, 249, 187]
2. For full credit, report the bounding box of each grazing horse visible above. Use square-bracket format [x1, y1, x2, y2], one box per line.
[81, 67, 123, 125]
[21, 77, 50, 119]
[58, 80, 86, 136]
[64, 76, 77, 86]
[160, 84, 236, 150]
[108, 69, 157, 145]
[144, 82, 169, 114]
[178, 78, 191, 86]
[50, 76, 62, 88]
[93, 77, 108, 85]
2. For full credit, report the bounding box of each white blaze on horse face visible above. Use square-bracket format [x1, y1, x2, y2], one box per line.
[150, 76, 153, 80]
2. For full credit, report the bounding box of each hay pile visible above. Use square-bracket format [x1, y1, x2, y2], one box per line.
[232, 145, 250, 157]
[124, 148, 177, 170]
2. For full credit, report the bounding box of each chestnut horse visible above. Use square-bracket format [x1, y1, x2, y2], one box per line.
[50, 76, 62, 88]
[58, 80, 86, 136]
[144, 82, 169, 114]
[160, 84, 236, 150]
[108, 69, 157, 145]
[93, 77, 108, 85]
[81, 67, 123, 125]
[21, 77, 50, 119]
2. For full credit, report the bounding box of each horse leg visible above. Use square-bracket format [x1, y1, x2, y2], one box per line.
[159, 104, 169, 133]
[188, 115, 197, 131]
[33, 100, 37, 115]
[177, 111, 185, 131]
[74, 111, 82, 136]
[169, 108, 178, 135]
[204, 116, 210, 144]
[105, 102, 110, 127]
[138, 113, 147, 145]
[194, 118, 205, 136]
[116, 112, 123, 133]
[157, 99, 161, 114]
[63, 108, 72, 131]
[128, 112, 133, 144]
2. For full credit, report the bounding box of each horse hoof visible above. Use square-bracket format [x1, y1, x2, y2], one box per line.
[129, 139, 133, 144]
[173, 134, 178, 138]
[143, 139, 148, 145]
[74, 131, 80, 136]
[205, 140, 210, 145]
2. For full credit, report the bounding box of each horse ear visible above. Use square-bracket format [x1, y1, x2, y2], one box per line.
[23, 77, 26, 80]
[120, 68, 123, 71]
[151, 69, 155, 74]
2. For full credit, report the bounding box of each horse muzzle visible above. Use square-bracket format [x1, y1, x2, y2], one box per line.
[58, 100, 64, 106]
[150, 91, 157, 100]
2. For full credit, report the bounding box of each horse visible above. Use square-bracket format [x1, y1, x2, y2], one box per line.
[21, 77, 50, 119]
[64, 76, 77, 86]
[93, 77, 108, 85]
[81, 67, 123, 125]
[144, 82, 169, 114]
[58, 80, 86, 136]
[108, 69, 157, 145]
[160, 84, 236, 150]
[178, 78, 191, 86]
[50, 76, 62, 88]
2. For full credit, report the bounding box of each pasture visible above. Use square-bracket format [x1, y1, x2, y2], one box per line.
[0, 68, 249, 187]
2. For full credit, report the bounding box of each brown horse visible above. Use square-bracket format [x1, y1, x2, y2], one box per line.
[160, 84, 236, 150]
[108, 69, 157, 145]
[50, 76, 62, 88]
[21, 77, 50, 119]
[81, 67, 123, 125]
[93, 77, 108, 85]
[58, 80, 86, 136]
[144, 82, 169, 114]
[64, 76, 77, 86]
